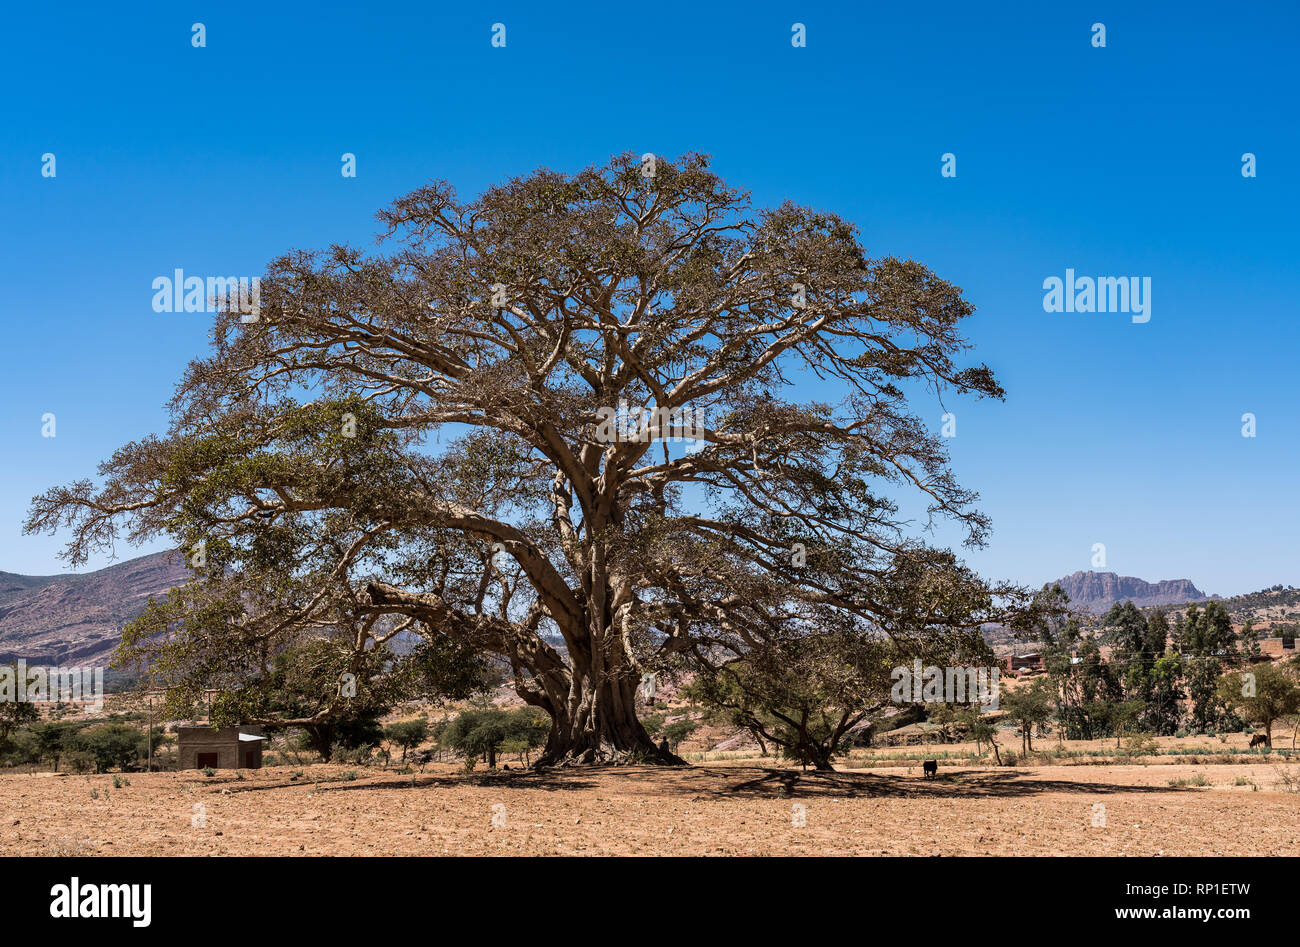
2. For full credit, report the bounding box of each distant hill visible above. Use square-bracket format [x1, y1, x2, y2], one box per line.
[1198, 584, 1300, 635]
[0, 551, 189, 665]
[1050, 570, 1216, 614]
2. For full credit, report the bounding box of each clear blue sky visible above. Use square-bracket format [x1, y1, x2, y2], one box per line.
[1, 1, 1296, 596]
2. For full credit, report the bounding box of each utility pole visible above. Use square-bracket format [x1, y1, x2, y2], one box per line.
[147, 696, 153, 773]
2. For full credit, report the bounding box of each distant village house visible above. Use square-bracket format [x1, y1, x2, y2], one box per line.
[998, 652, 1044, 675]
[178, 725, 267, 770]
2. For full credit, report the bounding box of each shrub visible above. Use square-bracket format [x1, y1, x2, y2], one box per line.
[330, 742, 375, 765]
[73, 722, 147, 773]
[1122, 734, 1159, 758]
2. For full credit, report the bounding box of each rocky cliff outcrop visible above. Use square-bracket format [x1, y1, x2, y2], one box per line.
[1050, 570, 1214, 613]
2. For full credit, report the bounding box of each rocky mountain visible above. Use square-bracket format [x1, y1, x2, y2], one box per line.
[0, 551, 189, 665]
[1051, 570, 1215, 614]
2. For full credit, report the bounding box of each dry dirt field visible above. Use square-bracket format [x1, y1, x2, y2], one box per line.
[4, 758, 1300, 856]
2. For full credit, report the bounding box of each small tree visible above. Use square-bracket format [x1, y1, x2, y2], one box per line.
[443, 708, 549, 769]
[1280, 712, 1300, 750]
[1, 728, 41, 769]
[74, 722, 146, 773]
[1217, 663, 1300, 748]
[505, 710, 549, 765]
[1002, 678, 1053, 756]
[661, 719, 700, 753]
[0, 664, 39, 745]
[383, 719, 430, 764]
[1100, 699, 1145, 749]
[491, 711, 549, 764]
[952, 707, 1002, 764]
[33, 721, 78, 772]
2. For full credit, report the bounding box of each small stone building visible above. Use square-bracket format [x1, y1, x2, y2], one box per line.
[1260, 637, 1297, 658]
[177, 726, 267, 770]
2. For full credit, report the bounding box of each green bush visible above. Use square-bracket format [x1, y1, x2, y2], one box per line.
[661, 719, 700, 752]
[442, 707, 548, 768]
[382, 719, 430, 764]
[73, 722, 147, 773]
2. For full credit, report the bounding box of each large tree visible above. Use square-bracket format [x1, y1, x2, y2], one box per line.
[27, 153, 1037, 766]
[1181, 602, 1240, 732]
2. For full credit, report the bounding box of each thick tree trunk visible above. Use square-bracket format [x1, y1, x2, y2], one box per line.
[534, 672, 683, 767]
[306, 723, 334, 762]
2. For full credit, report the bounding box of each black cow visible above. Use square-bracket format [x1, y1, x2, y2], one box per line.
[922, 760, 938, 779]
[1249, 734, 1269, 749]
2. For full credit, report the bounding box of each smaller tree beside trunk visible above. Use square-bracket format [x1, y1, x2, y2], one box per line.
[687, 633, 896, 772]
[443, 707, 550, 769]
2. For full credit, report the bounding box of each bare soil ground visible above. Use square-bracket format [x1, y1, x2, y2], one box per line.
[5, 758, 1299, 856]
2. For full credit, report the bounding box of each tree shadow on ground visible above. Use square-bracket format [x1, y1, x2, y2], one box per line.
[200, 763, 1195, 801]
[210, 769, 600, 795]
[599, 764, 1196, 801]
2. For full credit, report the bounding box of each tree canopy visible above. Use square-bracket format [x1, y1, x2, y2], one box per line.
[26, 153, 1040, 766]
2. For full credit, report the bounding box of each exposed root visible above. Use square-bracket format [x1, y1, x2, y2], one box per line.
[533, 741, 687, 769]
